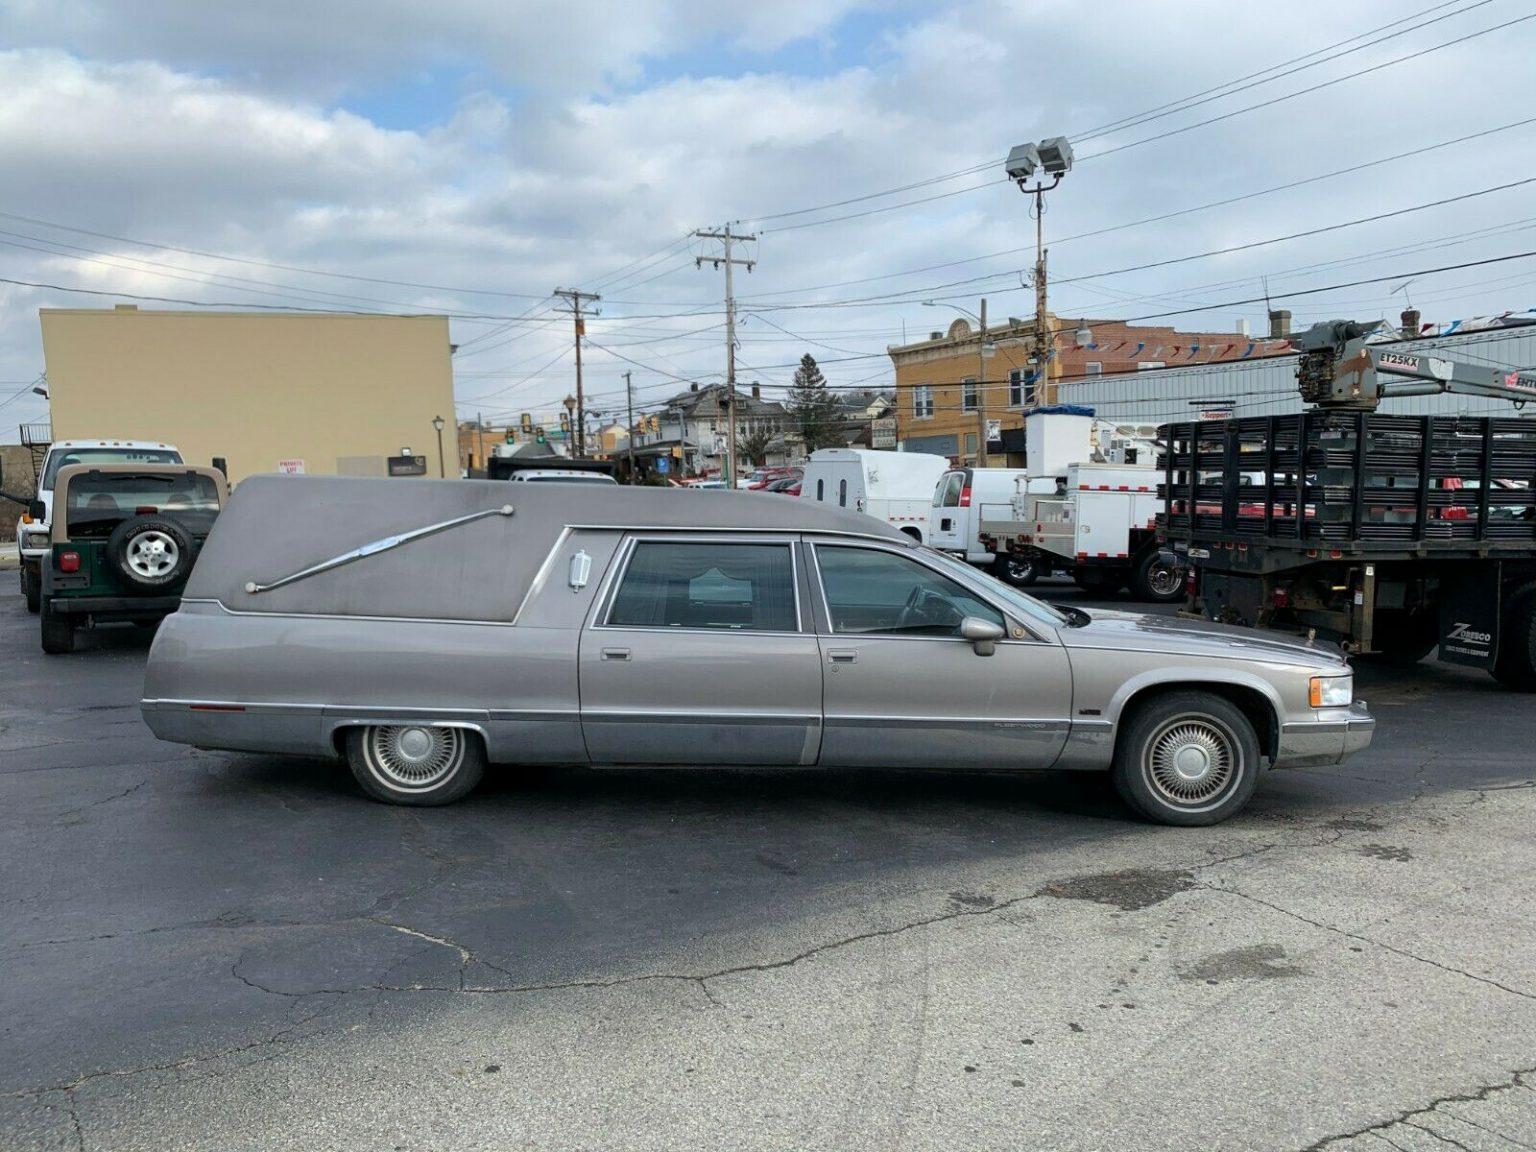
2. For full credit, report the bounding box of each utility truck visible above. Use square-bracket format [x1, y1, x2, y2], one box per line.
[978, 407, 1186, 600]
[800, 448, 950, 543]
[1161, 319, 1536, 689]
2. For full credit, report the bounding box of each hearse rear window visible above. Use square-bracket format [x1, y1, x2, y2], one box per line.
[607, 542, 797, 631]
[65, 473, 221, 539]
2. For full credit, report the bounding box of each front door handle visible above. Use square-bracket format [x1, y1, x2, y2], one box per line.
[601, 648, 632, 662]
[828, 650, 857, 664]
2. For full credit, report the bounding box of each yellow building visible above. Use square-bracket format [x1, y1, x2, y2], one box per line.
[40, 306, 455, 481]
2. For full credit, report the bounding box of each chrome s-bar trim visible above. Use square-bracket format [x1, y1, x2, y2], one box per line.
[243, 505, 516, 595]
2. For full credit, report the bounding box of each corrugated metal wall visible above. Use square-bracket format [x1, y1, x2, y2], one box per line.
[1057, 327, 1536, 433]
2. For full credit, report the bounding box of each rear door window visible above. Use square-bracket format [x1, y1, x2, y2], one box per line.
[607, 541, 798, 631]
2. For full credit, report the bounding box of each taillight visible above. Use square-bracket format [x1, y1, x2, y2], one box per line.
[1272, 587, 1290, 609]
[1185, 567, 1198, 596]
[59, 551, 81, 573]
[958, 486, 972, 507]
[135, 505, 158, 515]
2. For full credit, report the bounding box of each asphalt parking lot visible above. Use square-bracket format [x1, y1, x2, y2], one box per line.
[2, 575, 1533, 1152]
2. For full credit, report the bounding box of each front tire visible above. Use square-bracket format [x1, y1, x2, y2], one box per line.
[1131, 549, 1185, 603]
[39, 599, 76, 654]
[1111, 692, 1261, 826]
[22, 566, 41, 614]
[991, 552, 1039, 587]
[344, 724, 485, 806]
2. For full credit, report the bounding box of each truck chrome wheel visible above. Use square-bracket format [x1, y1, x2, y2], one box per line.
[1145, 560, 1184, 599]
[364, 725, 464, 791]
[126, 531, 180, 580]
[1145, 718, 1238, 807]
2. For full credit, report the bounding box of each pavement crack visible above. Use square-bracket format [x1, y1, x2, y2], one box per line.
[1297, 1065, 1533, 1150]
[56, 778, 149, 819]
[1204, 884, 1534, 1002]
[64, 1087, 84, 1152]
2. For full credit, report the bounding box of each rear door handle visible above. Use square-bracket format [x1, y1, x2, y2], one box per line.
[828, 650, 857, 664]
[601, 648, 632, 662]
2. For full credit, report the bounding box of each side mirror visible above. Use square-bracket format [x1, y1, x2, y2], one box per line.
[959, 615, 1005, 657]
[28, 499, 46, 520]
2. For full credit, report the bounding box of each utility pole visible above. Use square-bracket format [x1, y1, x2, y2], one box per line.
[553, 287, 600, 456]
[624, 370, 636, 483]
[694, 227, 755, 486]
[1032, 195, 1051, 406]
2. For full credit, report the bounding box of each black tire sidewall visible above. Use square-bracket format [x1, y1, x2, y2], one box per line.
[344, 725, 486, 806]
[1134, 550, 1185, 604]
[1112, 692, 1261, 826]
[107, 516, 194, 589]
[23, 566, 41, 613]
[1491, 583, 1536, 691]
[992, 554, 1037, 587]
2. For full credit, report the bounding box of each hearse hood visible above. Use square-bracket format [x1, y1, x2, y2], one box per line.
[1057, 608, 1350, 670]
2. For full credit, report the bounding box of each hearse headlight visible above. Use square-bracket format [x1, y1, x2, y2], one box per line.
[1309, 674, 1353, 709]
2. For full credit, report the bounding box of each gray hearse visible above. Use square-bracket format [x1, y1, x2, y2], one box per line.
[141, 476, 1375, 825]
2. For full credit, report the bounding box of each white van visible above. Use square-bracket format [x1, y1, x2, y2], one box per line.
[929, 467, 1056, 586]
[799, 448, 950, 543]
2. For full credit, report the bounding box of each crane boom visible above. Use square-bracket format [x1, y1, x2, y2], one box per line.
[1295, 319, 1536, 410]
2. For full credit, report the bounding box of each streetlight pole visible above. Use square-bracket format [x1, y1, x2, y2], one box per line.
[1006, 136, 1072, 407]
[431, 415, 446, 478]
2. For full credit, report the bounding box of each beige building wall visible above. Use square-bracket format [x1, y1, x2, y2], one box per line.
[40, 306, 455, 482]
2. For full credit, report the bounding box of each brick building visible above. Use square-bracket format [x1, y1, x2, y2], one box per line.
[889, 314, 1291, 466]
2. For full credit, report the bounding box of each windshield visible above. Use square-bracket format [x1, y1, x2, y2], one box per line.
[64, 472, 221, 539]
[44, 447, 182, 490]
[920, 546, 1074, 627]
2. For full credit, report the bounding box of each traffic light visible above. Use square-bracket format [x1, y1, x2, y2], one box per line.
[504, 429, 515, 444]
[535, 426, 546, 444]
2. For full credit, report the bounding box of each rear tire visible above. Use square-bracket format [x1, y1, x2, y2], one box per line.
[344, 724, 486, 806]
[1491, 583, 1536, 692]
[1131, 549, 1185, 604]
[1111, 692, 1261, 826]
[991, 552, 1039, 587]
[23, 566, 41, 614]
[39, 599, 76, 655]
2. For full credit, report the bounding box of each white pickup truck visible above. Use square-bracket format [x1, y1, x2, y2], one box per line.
[13, 440, 182, 613]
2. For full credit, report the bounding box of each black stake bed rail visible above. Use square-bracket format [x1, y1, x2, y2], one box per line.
[1158, 413, 1536, 552]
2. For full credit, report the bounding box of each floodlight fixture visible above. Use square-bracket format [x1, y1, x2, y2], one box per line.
[1004, 143, 1039, 182]
[1037, 136, 1073, 176]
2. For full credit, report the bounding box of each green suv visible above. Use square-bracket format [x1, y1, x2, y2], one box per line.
[39, 463, 227, 654]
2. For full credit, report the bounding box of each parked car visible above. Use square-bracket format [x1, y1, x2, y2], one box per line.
[39, 463, 226, 654]
[748, 467, 801, 491]
[763, 476, 800, 494]
[11, 439, 182, 614]
[929, 467, 1044, 586]
[800, 448, 949, 543]
[141, 477, 1374, 825]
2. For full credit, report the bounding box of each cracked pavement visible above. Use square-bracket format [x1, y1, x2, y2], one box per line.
[2, 580, 1533, 1151]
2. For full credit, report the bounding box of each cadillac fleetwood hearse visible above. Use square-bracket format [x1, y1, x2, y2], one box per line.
[141, 476, 1375, 825]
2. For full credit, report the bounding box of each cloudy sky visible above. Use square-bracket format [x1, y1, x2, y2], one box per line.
[1, 0, 1533, 431]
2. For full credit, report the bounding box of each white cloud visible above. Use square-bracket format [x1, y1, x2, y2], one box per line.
[0, 0, 1534, 432]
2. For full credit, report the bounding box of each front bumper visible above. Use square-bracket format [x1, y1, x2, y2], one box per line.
[48, 595, 181, 619]
[1276, 701, 1376, 768]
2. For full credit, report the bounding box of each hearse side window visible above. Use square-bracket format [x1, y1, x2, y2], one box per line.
[608, 542, 797, 632]
[816, 546, 1004, 637]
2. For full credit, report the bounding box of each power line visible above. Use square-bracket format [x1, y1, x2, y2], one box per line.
[740, 116, 1536, 300]
[749, 177, 1536, 312]
[1080, 10, 1536, 164]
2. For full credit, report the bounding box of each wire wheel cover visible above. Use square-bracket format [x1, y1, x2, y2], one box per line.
[366, 725, 462, 790]
[126, 531, 179, 578]
[1144, 717, 1239, 807]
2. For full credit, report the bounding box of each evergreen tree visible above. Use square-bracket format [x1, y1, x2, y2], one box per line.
[787, 354, 844, 451]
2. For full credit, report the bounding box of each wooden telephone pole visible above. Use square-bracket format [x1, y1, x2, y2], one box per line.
[694, 228, 755, 486]
[553, 288, 600, 456]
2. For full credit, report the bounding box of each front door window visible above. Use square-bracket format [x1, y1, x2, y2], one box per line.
[815, 546, 1003, 637]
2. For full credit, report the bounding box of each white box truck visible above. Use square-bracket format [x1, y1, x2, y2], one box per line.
[799, 448, 950, 543]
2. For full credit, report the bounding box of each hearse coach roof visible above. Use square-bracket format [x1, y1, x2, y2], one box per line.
[184, 474, 905, 622]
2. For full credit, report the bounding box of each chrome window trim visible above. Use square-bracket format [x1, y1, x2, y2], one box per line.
[186, 598, 522, 629]
[594, 533, 806, 635]
[805, 539, 1050, 645]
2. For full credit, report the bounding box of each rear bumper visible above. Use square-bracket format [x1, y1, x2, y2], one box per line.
[49, 595, 181, 618]
[1276, 702, 1376, 768]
